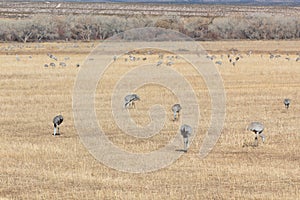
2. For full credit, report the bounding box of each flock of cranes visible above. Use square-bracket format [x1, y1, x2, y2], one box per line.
[43, 53, 80, 68]
[121, 93, 292, 149]
[204, 51, 300, 67]
[51, 50, 297, 151]
[53, 91, 291, 150]
[123, 94, 190, 152]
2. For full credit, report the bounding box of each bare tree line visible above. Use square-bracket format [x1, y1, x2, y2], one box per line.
[0, 14, 299, 42]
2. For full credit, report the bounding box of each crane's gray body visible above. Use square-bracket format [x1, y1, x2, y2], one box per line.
[172, 104, 182, 121]
[180, 124, 192, 152]
[53, 115, 63, 136]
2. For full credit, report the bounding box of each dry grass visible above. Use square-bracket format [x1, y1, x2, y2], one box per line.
[1, 41, 300, 199]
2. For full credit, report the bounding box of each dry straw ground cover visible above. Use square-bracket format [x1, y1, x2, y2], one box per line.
[1, 40, 299, 199]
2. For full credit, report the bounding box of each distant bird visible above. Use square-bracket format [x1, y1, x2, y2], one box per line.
[166, 61, 173, 66]
[47, 53, 57, 61]
[76, 64, 80, 67]
[50, 63, 56, 67]
[172, 104, 181, 121]
[53, 115, 63, 136]
[180, 124, 192, 152]
[206, 55, 214, 60]
[215, 61, 222, 65]
[156, 60, 163, 66]
[56, 3, 61, 8]
[113, 55, 117, 61]
[124, 94, 140, 108]
[284, 98, 290, 109]
[59, 62, 66, 67]
[129, 55, 135, 61]
[247, 122, 265, 146]
[44, 64, 48, 68]
[296, 57, 300, 62]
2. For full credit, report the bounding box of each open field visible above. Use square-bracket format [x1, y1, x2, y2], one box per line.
[1, 40, 300, 199]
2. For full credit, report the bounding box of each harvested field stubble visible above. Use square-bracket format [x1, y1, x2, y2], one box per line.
[1, 41, 300, 199]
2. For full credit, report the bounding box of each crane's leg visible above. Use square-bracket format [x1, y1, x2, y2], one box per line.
[173, 112, 176, 121]
[57, 126, 60, 135]
[254, 133, 258, 146]
[259, 133, 266, 143]
[53, 125, 56, 136]
[132, 101, 135, 109]
[184, 137, 189, 152]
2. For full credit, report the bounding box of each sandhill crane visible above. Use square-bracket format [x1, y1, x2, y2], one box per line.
[129, 55, 135, 61]
[284, 98, 290, 109]
[59, 62, 66, 67]
[275, 55, 281, 58]
[215, 61, 222, 65]
[247, 122, 265, 146]
[206, 55, 214, 60]
[124, 94, 140, 108]
[156, 61, 163, 66]
[172, 104, 181, 121]
[166, 61, 173, 66]
[56, 3, 61, 8]
[53, 115, 63, 136]
[180, 124, 192, 152]
[47, 53, 57, 61]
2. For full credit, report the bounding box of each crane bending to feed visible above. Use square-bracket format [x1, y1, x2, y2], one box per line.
[180, 124, 192, 152]
[124, 94, 140, 108]
[247, 122, 265, 146]
[53, 115, 63, 136]
[284, 98, 290, 109]
[172, 104, 182, 121]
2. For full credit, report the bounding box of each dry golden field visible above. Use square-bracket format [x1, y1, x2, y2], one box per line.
[1, 40, 300, 199]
